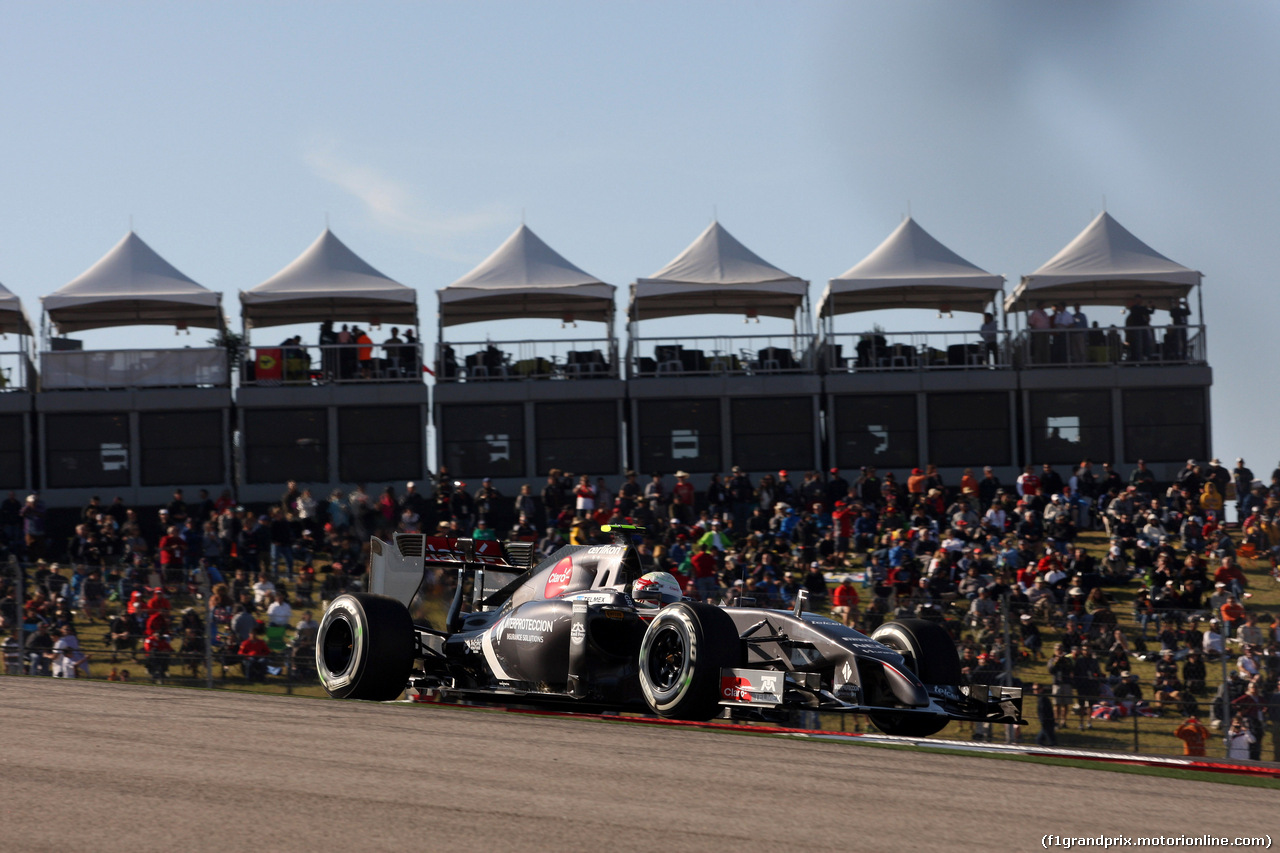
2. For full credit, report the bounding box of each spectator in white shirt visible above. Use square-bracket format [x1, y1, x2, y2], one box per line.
[252, 573, 277, 607]
[266, 592, 293, 627]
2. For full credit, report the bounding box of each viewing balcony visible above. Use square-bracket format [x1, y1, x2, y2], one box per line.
[626, 333, 815, 378]
[240, 342, 425, 387]
[435, 338, 618, 383]
[40, 347, 227, 390]
[0, 350, 35, 392]
[1013, 324, 1206, 368]
[820, 329, 1010, 373]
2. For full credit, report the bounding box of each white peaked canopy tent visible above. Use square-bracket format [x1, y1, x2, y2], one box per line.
[817, 217, 1004, 322]
[629, 221, 809, 324]
[41, 231, 223, 334]
[0, 281, 34, 336]
[1005, 211, 1202, 313]
[240, 228, 417, 329]
[438, 224, 614, 332]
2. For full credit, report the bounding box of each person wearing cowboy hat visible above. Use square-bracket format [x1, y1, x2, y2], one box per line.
[1203, 457, 1229, 496]
[671, 471, 695, 524]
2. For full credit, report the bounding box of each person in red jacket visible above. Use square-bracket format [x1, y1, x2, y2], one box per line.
[143, 631, 173, 683]
[146, 587, 171, 616]
[1213, 557, 1248, 595]
[157, 526, 186, 575]
[144, 609, 170, 638]
[1173, 717, 1207, 756]
[831, 501, 855, 557]
[238, 627, 272, 681]
[691, 545, 720, 601]
[1017, 465, 1041, 499]
[831, 576, 860, 627]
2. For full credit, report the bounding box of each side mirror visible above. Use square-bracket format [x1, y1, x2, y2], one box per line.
[794, 588, 809, 617]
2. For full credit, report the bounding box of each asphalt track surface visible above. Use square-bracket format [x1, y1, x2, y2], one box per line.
[1, 679, 1274, 853]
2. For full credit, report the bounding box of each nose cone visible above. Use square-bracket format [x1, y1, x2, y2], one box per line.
[881, 660, 929, 707]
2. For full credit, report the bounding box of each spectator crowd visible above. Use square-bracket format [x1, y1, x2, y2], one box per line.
[2, 453, 1278, 761]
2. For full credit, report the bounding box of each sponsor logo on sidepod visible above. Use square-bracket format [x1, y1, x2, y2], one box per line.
[543, 558, 574, 598]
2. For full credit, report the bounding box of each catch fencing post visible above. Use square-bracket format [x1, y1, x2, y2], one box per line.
[204, 586, 214, 690]
[1219, 649, 1230, 752]
[1002, 591, 1013, 744]
[13, 556, 24, 674]
[1132, 704, 1140, 753]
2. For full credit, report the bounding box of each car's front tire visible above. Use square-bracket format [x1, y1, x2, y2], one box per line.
[638, 602, 739, 721]
[868, 618, 961, 737]
[316, 593, 415, 701]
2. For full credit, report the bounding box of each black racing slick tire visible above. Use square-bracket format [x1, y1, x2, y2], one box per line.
[867, 618, 961, 737]
[638, 602, 740, 721]
[316, 593, 415, 701]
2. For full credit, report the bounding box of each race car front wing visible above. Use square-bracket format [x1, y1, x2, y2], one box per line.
[716, 667, 1025, 726]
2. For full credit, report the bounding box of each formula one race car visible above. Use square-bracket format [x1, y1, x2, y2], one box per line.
[316, 526, 1023, 735]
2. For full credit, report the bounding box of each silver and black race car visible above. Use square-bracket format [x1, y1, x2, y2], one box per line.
[316, 525, 1023, 735]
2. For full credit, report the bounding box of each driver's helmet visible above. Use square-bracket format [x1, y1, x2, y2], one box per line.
[632, 571, 683, 607]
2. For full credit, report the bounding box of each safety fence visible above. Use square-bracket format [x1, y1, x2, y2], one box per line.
[2, 557, 1276, 761]
[0, 557, 324, 694]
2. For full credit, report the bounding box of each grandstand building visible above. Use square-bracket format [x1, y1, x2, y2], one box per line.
[2, 214, 1210, 507]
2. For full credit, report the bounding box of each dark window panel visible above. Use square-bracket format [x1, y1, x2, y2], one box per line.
[636, 399, 722, 474]
[534, 402, 618, 476]
[537, 438, 618, 476]
[833, 395, 917, 469]
[0, 415, 24, 489]
[439, 404, 525, 479]
[1028, 391, 1113, 464]
[45, 413, 131, 489]
[339, 406, 423, 482]
[927, 393, 1011, 467]
[243, 408, 328, 484]
[731, 397, 813, 470]
[1122, 388, 1207, 463]
[139, 410, 224, 486]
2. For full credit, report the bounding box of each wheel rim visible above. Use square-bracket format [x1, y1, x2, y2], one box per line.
[322, 615, 355, 677]
[646, 624, 688, 692]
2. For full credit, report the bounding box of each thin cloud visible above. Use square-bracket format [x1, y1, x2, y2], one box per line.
[305, 146, 508, 261]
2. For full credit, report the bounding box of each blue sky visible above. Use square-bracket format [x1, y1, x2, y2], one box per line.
[1, 2, 1277, 467]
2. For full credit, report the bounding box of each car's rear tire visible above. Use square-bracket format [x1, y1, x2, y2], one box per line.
[638, 602, 740, 721]
[316, 593, 415, 701]
[867, 618, 961, 737]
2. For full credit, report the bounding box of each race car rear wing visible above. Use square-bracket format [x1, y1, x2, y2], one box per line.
[367, 533, 522, 609]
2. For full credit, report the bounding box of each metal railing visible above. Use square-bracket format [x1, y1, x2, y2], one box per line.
[820, 330, 1011, 373]
[41, 348, 228, 390]
[435, 338, 618, 382]
[241, 342, 424, 386]
[627, 334, 815, 378]
[1013, 325, 1206, 368]
[0, 351, 35, 391]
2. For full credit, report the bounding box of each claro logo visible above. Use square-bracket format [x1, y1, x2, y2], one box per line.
[543, 558, 574, 598]
[720, 676, 752, 702]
